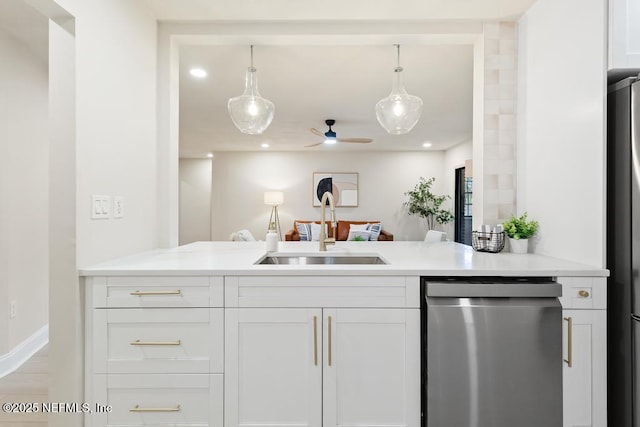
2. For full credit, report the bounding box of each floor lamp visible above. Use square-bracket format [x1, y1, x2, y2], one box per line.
[264, 191, 284, 240]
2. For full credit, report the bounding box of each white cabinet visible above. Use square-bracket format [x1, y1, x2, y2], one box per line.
[85, 276, 224, 427]
[322, 309, 420, 427]
[559, 277, 607, 427]
[224, 308, 322, 427]
[224, 276, 420, 427]
[609, 0, 640, 69]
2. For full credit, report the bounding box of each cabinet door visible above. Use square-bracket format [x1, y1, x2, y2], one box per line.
[610, 0, 640, 69]
[225, 308, 322, 427]
[562, 309, 607, 427]
[322, 309, 420, 427]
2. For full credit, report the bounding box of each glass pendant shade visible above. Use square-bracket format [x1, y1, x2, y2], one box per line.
[228, 47, 275, 135]
[375, 45, 423, 135]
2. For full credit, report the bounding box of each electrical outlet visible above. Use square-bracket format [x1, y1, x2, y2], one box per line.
[10, 301, 16, 319]
[113, 196, 124, 218]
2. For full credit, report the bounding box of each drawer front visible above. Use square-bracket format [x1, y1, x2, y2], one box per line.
[91, 374, 222, 427]
[91, 276, 223, 308]
[225, 275, 419, 308]
[558, 276, 606, 309]
[93, 308, 223, 374]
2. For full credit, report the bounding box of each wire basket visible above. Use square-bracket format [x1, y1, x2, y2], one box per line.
[471, 231, 506, 253]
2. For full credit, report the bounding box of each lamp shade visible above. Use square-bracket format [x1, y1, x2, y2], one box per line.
[264, 191, 284, 206]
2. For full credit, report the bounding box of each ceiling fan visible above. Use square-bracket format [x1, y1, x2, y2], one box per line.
[306, 119, 373, 147]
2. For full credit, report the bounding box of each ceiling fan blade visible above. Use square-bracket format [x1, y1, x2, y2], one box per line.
[305, 141, 324, 148]
[310, 128, 324, 137]
[338, 138, 373, 143]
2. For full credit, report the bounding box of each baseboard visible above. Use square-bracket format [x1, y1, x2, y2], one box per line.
[0, 324, 49, 379]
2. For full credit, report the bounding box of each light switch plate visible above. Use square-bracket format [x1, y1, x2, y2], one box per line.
[91, 195, 110, 219]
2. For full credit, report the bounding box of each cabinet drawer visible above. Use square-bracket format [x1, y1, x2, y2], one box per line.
[92, 308, 223, 374]
[558, 277, 606, 310]
[90, 276, 223, 308]
[91, 374, 222, 427]
[225, 276, 419, 308]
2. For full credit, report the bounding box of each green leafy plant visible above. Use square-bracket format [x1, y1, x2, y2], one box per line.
[352, 235, 367, 241]
[403, 177, 454, 230]
[502, 212, 539, 240]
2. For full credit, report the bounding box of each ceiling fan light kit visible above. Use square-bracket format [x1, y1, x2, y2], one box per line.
[227, 45, 275, 135]
[306, 119, 373, 148]
[375, 44, 423, 135]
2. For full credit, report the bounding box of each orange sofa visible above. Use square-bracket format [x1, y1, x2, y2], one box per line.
[285, 220, 393, 241]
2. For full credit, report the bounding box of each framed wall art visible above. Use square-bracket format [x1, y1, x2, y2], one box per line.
[312, 172, 359, 207]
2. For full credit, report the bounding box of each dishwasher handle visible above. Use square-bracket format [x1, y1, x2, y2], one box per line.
[425, 281, 561, 298]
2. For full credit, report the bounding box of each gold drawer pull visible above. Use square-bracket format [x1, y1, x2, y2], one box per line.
[130, 404, 181, 412]
[130, 339, 181, 346]
[130, 290, 182, 296]
[578, 290, 590, 298]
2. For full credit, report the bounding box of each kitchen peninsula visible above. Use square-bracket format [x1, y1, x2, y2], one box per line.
[80, 241, 607, 427]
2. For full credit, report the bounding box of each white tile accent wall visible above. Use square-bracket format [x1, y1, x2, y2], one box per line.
[482, 22, 518, 226]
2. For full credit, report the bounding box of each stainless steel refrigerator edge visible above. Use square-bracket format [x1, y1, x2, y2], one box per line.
[422, 278, 562, 427]
[607, 76, 640, 427]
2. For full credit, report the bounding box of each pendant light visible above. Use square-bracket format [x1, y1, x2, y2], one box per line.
[375, 44, 423, 135]
[228, 45, 275, 135]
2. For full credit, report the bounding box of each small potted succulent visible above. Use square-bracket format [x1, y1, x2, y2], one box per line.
[502, 212, 539, 253]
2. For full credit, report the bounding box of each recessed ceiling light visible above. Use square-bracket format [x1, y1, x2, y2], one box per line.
[423, 142, 433, 148]
[190, 68, 207, 78]
[261, 143, 270, 148]
[207, 153, 214, 158]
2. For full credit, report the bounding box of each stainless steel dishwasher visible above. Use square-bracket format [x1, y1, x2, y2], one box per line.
[421, 277, 562, 427]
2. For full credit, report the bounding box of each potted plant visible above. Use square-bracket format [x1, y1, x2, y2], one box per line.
[502, 212, 539, 253]
[404, 177, 454, 231]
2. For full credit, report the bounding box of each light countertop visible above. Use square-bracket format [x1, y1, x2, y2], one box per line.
[79, 241, 608, 277]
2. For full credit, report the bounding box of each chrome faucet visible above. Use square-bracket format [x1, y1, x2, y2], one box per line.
[319, 191, 336, 251]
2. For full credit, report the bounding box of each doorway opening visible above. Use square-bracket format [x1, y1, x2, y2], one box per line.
[454, 167, 473, 245]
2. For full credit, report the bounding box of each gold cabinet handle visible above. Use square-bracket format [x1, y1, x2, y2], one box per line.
[130, 290, 182, 296]
[578, 290, 590, 298]
[130, 404, 181, 412]
[130, 339, 181, 346]
[313, 316, 318, 366]
[563, 317, 573, 367]
[328, 315, 332, 367]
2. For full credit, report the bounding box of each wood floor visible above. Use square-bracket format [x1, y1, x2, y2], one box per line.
[0, 345, 48, 426]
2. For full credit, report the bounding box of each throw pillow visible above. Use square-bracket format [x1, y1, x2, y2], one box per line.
[310, 223, 328, 241]
[367, 223, 382, 241]
[296, 222, 312, 241]
[347, 229, 372, 241]
[349, 223, 369, 232]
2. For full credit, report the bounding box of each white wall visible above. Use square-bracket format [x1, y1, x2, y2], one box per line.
[517, 0, 606, 266]
[179, 158, 212, 244]
[210, 151, 450, 241]
[0, 27, 49, 355]
[48, 1, 158, 426]
[56, 0, 159, 268]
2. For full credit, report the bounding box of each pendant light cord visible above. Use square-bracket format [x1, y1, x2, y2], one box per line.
[394, 44, 403, 73]
[249, 45, 256, 72]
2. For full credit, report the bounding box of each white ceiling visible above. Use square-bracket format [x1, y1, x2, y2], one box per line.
[1, 0, 537, 156]
[169, 0, 536, 155]
[179, 43, 474, 155]
[0, 0, 48, 63]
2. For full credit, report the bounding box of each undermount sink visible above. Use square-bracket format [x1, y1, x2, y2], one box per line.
[255, 254, 387, 265]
